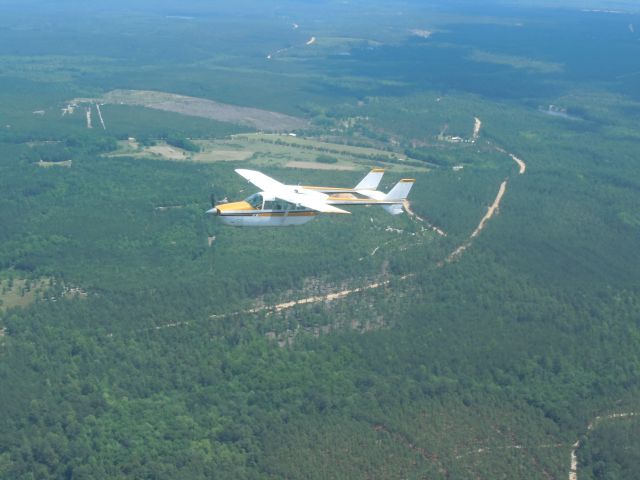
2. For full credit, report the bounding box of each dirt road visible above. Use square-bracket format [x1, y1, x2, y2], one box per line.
[445, 179, 508, 263]
[403, 200, 447, 236]
[472, 117, 482, 142]
[509, 153, 526, 174]
[239, 278, 395, 316]
[569, 412, 638, 480]
[495, 146, 526, 174]
[471, 180, 507, 239]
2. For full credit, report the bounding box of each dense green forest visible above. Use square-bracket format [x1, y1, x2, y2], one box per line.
[578, 416, 640, 479]
[1, 1, 639, 478]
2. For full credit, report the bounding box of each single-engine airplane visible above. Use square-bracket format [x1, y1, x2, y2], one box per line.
[206, 168, 415, 227]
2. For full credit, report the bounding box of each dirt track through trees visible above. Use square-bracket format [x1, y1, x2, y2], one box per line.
[495, 146, 526, 174]
[403, 200, 447, 236]
[470, 180, 507, 239]
[569, 412, 638, 480]
[472, 117, 482, 142]
[444, 179, 507, 263]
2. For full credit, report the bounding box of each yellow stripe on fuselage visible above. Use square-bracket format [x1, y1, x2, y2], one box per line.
[216, 201, 254, 212]
[257, 211, 317, 217]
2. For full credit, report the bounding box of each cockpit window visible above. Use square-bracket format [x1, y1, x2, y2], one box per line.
[264, 200, 287, 211]
[245, 193, 263, 209]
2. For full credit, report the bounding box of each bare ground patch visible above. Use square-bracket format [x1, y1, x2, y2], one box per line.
[0, 277, 51, 313]
[74, 89, 310, 131]
[37, 160, 72, 168]
[110, 141, 250, 163]
[285, 160, 356, 171]
[146, 145, 187, 160]
[192, 149, 254, 162]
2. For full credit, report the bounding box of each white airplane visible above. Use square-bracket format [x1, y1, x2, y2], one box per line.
[206, 168, 415, 227]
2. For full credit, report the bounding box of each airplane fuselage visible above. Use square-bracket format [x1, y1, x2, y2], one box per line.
[213, 199, 318, 227]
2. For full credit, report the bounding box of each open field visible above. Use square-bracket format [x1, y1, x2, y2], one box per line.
[285, 160, 355, 171]
[108, 133, 429, 172]
[37, 160, 72, 168]
[146, 145, 187, 160]
[468, 50, 564, 74]
[193, 149, 254, 162]
[226, 133, 427, 171]
[108, 140, 252, 163]
[72, 90, 310, 132]
[0, 277, 50, 313]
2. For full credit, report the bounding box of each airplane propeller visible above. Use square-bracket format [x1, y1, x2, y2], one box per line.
[207, 183, 227, 216]
[207, 190, 220, 215]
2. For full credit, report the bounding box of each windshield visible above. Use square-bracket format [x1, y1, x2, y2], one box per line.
[245, 193, 263, 209]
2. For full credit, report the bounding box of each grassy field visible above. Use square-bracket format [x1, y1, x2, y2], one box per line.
[108, 133, 430, 172]
[0, 277, 50, 313]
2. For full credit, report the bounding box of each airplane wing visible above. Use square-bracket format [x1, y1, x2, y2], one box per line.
[275, 190, 351, 214]
[235, 169, 350, 214]
[235, 169, 286, 192]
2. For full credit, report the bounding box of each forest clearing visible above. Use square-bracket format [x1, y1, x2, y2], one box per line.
[107, 133, 424, 171]
[73, 89, 310, 131]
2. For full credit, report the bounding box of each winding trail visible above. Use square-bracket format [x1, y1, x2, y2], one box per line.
[472, 117, 482, 142]
[569, 412, 638, 480]
[455, 443, 564, 459]
[509, 153, 526, 174]
[442, 144, 527, 263]
[495, 146, 526, 174]
[267, 36, 316, 60]
[444, 179, 508, 263]
[403, 200, 447, 236]
[471, 180, 507, 239]
[212, 276, 414, 320]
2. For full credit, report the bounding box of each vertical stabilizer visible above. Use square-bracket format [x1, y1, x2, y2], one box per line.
[384, 179, 415, 200]
[382, 179, 415, 215]
[355, 168, 385, 190]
